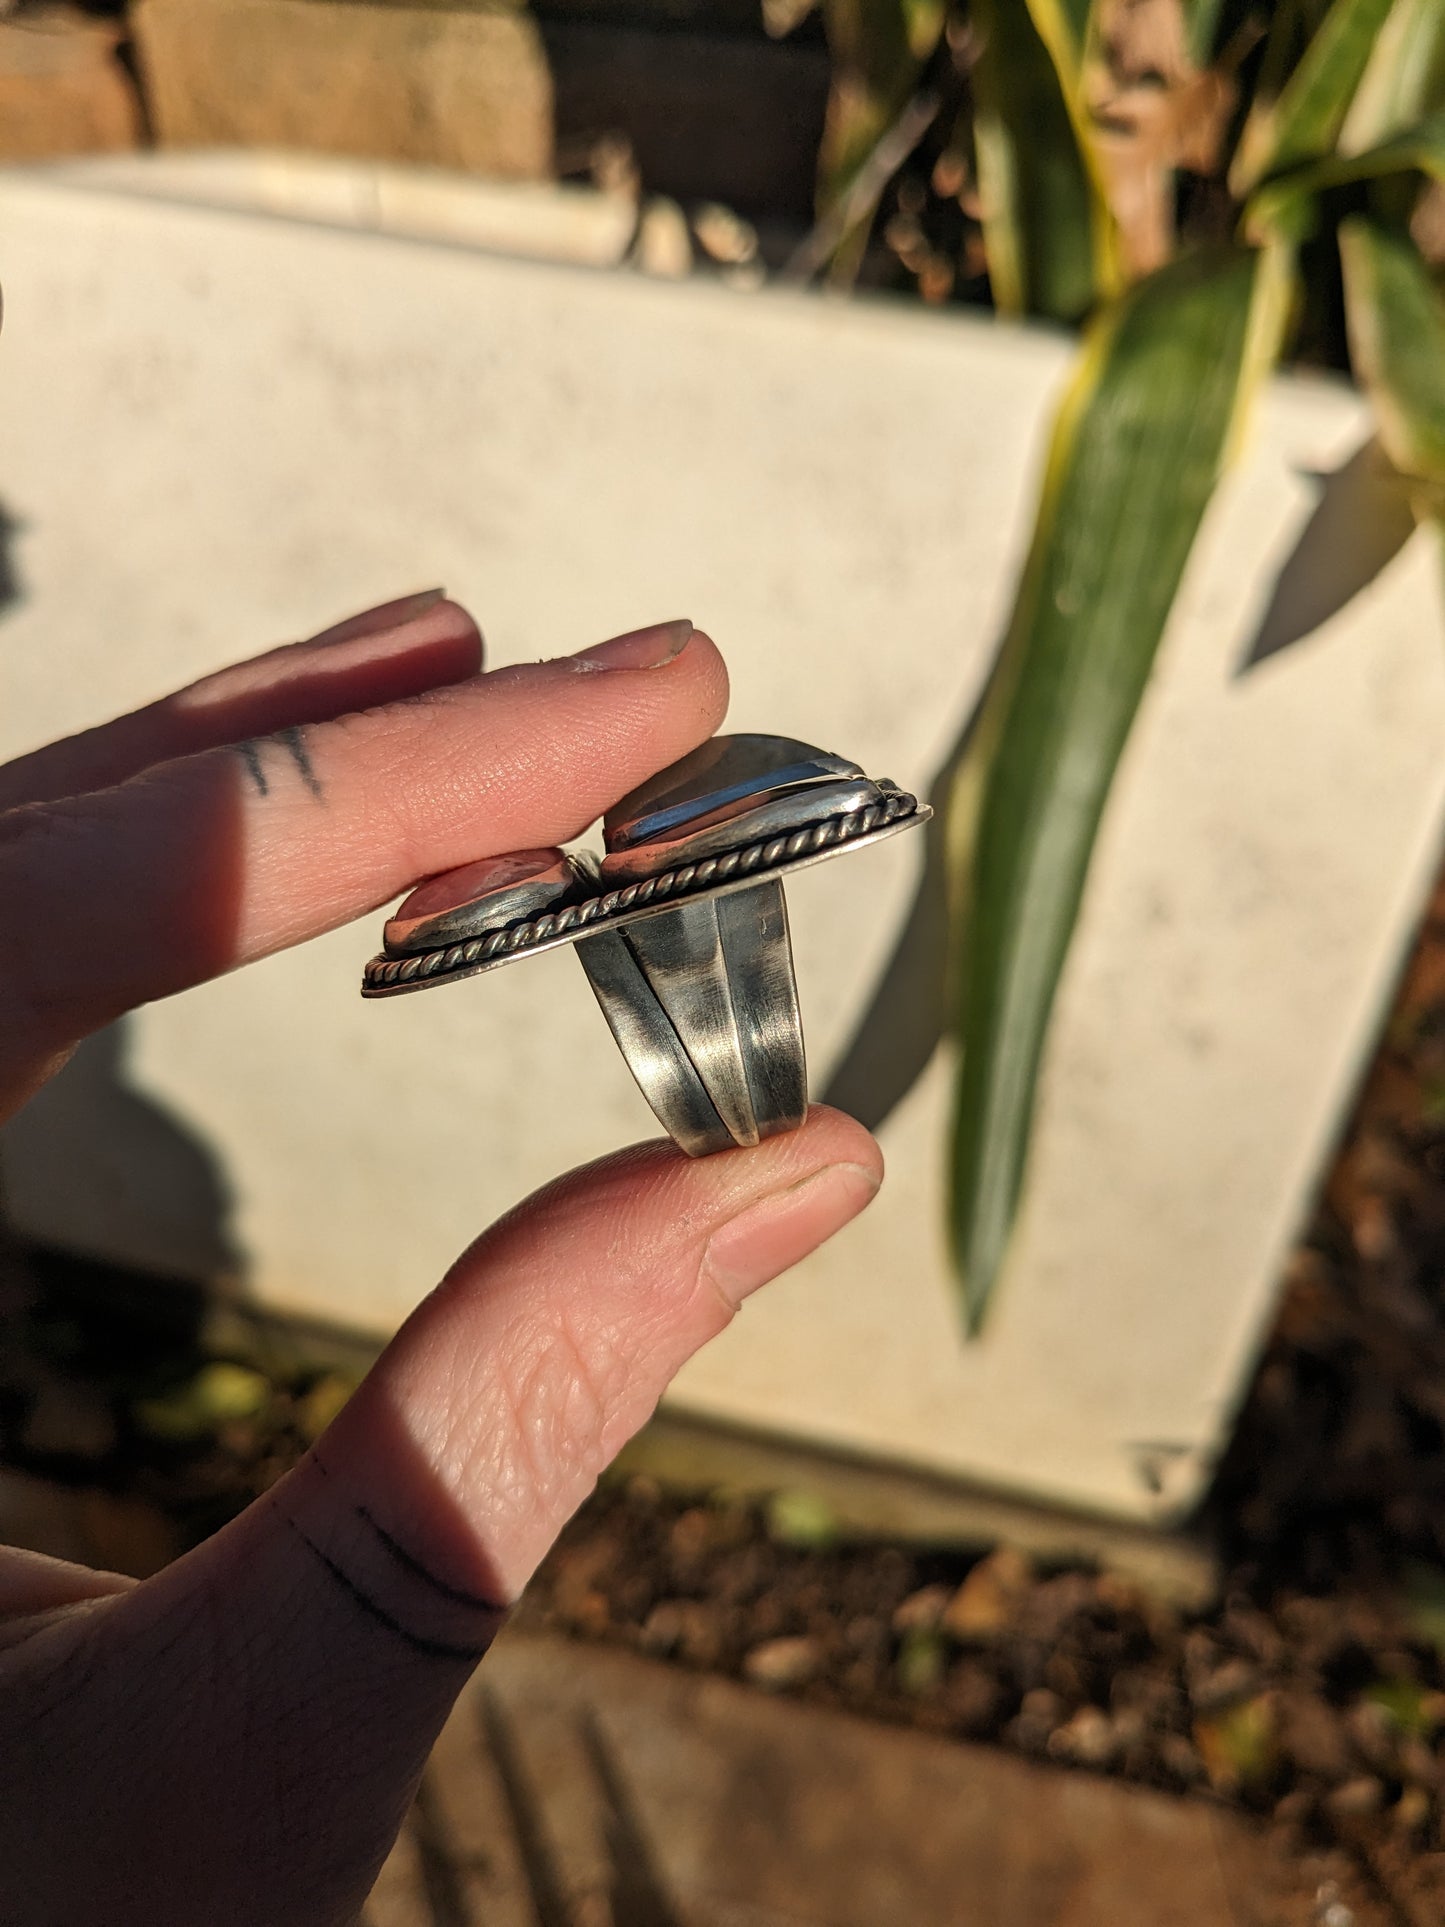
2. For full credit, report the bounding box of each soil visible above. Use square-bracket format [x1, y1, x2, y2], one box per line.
[7, 868, 1445, 1923]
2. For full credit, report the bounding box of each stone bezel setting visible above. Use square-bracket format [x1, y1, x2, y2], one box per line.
[362, 751, 926, 998]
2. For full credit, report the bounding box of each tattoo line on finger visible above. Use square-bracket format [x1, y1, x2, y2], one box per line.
[276, 726, 323, 800]
[308, 1458, 508, 1617]
[357, 1503, 508, 1616]
[275, 1510, 497, 1663]
[232, 727, 324, 802]
[236, 741, 269, 798]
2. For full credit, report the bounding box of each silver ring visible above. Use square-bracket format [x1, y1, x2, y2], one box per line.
[362, 735, 930, 1155]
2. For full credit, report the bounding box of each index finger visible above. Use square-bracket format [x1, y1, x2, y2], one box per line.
[0, 623, 726, 1103]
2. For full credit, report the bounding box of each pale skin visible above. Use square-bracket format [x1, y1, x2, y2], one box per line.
[0, 596, 883, 1926]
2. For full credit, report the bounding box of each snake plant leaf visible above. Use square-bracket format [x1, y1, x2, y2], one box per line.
[972, 0, 1112, 321]
[1247, 109, 1445, 240]
[817, 0, 945, 277]
[1339, 216, 1445, 516]
[948, 243, 1295, 1334]
[1185, 0, 1229, 65]
[1021, 0, 1095, 100]
[1341, 0, 1445, 148]
[1231, 0, 1399, 196]
[1245, 0, 1333, 121]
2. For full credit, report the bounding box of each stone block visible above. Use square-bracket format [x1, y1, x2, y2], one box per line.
[130, 0, 828, 219]
[0, 7, 141, 161]
[378, 1630, 1292, 1926]
[132, 0, 553, 180]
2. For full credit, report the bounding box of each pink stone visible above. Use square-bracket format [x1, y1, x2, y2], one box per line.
[393, 848, 564, 923]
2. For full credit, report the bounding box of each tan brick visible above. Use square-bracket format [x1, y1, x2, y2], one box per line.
[0, 6, 141, 160]
[132, 0, 552, 180]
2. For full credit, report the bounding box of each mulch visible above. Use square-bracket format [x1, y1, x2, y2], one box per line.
[7, 870, 1445, 1923]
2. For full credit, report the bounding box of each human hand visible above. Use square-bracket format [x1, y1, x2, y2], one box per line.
[0, 595, 882, 1926]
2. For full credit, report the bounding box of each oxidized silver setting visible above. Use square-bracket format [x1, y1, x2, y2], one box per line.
[363, 735, 930, 1156]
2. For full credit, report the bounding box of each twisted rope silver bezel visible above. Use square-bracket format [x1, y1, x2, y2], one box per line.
[362, 790, 922, 995]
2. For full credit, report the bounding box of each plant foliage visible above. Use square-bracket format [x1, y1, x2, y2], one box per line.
[810, 0, 1445, 1330]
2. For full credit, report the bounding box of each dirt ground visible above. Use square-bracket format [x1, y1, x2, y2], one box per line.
[7, 865, 1445, 1922]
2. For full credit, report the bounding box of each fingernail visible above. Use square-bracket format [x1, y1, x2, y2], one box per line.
[307, 589, 446, 649]
[574, 618, 695, 670]
[703, 1162, 881, 1310]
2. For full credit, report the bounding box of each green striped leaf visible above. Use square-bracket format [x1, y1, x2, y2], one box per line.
[817, 0, 945, 276]
[1339, 216, 1445, 505]
[947, 243, 1294, 1333]
[1341, 0, 1445, 148]
[1247, 109, 1445, 239]
[972, 0, 1114, 321]
[1231, 0, 1398, 195]
[1021, 0, 1095, 101]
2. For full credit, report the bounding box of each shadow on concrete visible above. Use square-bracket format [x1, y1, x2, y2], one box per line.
[477, 1690, 574, 1927]
[582, 1707, 686, 1927]
[0, 1021, 241, 1293]
[1238, 434, 1418, 674]
[0, 496, 26, 619]
[829, 431, 1427, 1134]
[821, 692, 987, 1135]
[470, 1687, 686, 1927]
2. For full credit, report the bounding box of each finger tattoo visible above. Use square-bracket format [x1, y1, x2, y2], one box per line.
[276, 726, 323, 800]
[236, 741, 269, 798]
[269, 1455, 508, 1662]
[234, 727, 324, 801]
[277, 1514, 500, 1661]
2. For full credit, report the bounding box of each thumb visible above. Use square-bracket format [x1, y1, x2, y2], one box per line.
[5, 1107, 880, 1927]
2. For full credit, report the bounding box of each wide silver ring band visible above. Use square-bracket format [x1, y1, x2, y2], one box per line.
[576, 878, 806, 1157]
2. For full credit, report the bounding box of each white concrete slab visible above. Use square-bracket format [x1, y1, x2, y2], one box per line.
[1, 166, 1441, 1524]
